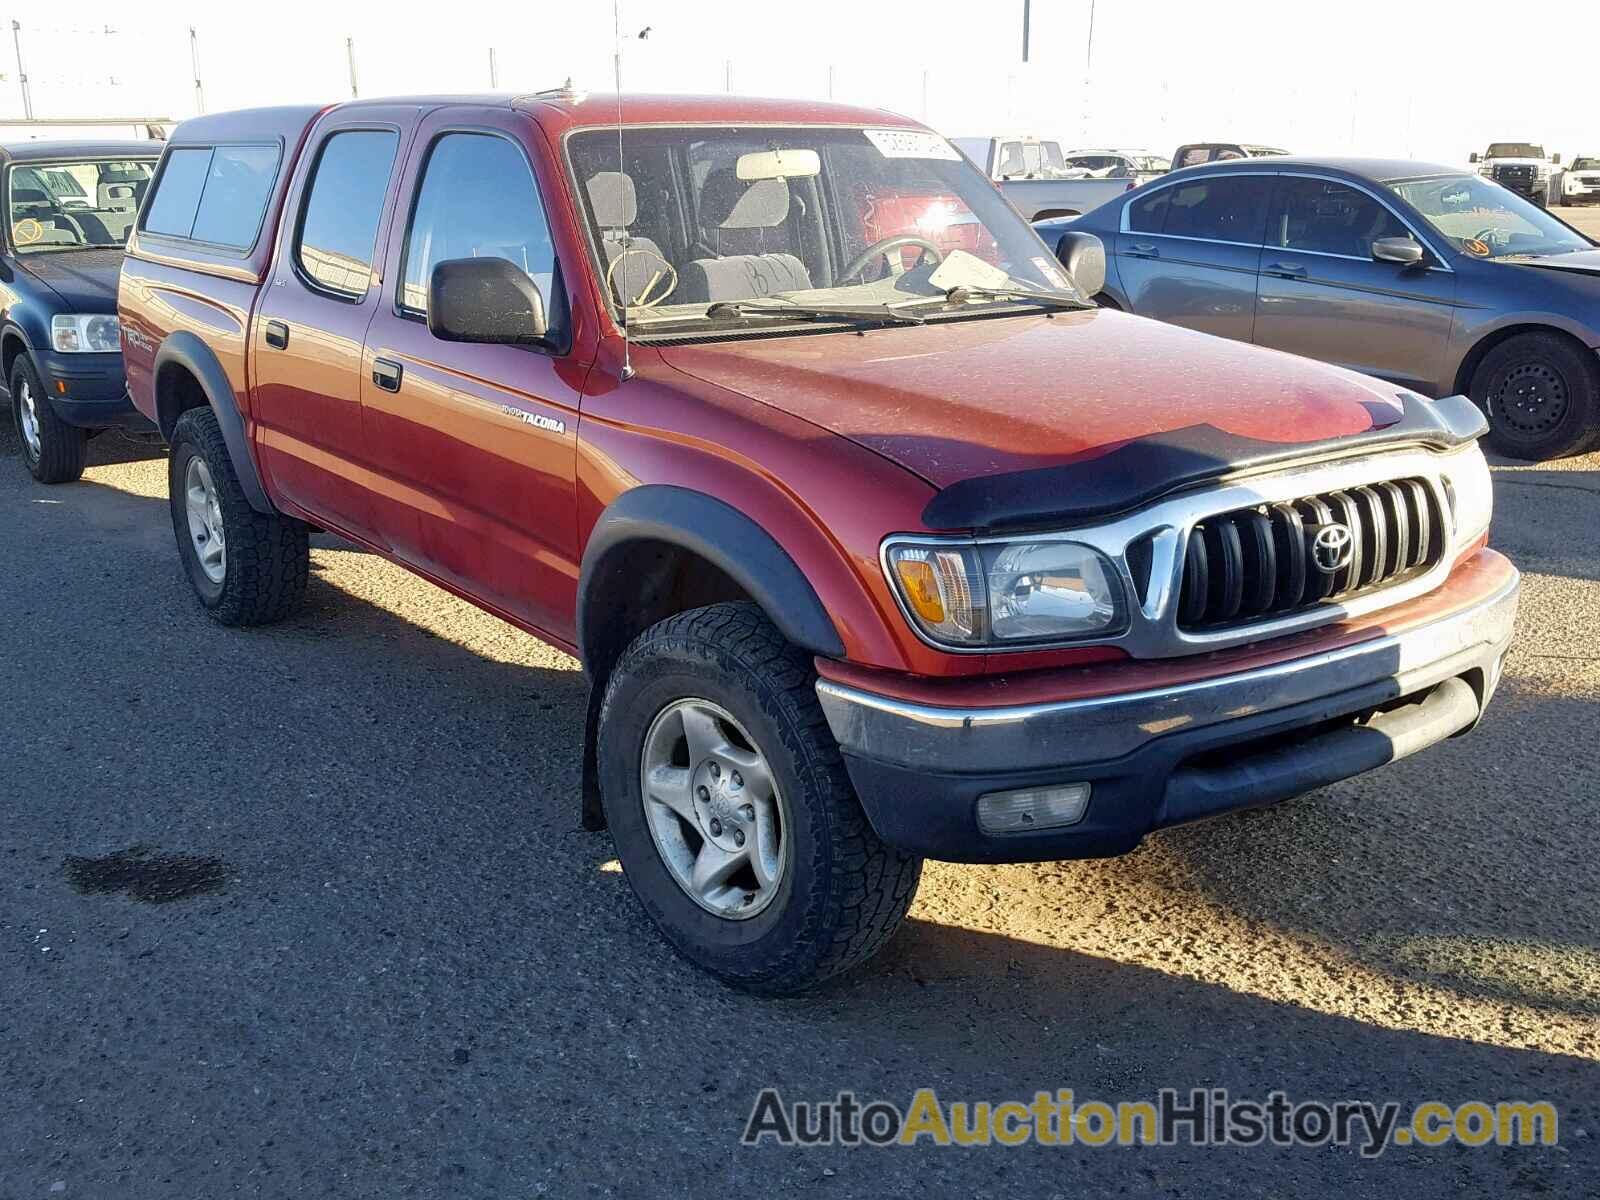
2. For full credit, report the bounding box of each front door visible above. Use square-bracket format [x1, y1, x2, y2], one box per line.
[1116, 172, 1272, 343]
[251, 107, 418, 543]
[1252, 174, 1458, 393]
[359, 109, 584, 641]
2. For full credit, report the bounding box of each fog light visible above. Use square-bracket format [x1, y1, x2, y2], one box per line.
[977, 782, 1091, 835]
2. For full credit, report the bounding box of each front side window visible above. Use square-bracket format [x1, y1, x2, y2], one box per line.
[1268, 177, 1408, 259]
[567, 124, 1082, 339]
[9, 156, 156, 252]
[1387, 174, 1591, 260]
[1147, 176, 1271, 243]
[296, 130, 399, 296]
[400, 133, 556, 316]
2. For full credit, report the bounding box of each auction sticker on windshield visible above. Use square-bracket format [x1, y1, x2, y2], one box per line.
[864, 129, 963, 161]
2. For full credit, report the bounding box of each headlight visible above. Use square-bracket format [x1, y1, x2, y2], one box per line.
[1441, 446, 1493, 551]
[885, 538, 1126, 648]
[51, 314, 121, 353]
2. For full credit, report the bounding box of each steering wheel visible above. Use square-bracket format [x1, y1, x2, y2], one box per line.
[839, 235, 944, 284]
[1473, 225, 1511, 249]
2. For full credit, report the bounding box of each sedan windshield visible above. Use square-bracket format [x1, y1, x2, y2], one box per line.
[567, 125, 1085, 337]
[7, 158, 156, 253]
[1387, 174, 1591, 259]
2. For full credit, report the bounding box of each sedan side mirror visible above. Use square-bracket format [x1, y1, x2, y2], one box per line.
[1051, 230, 1106, 299]
[1372, 236, 1425, 267]
[428, 257, 549, 345]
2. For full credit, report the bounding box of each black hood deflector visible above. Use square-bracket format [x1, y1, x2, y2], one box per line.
[921, 393, 1487, 533]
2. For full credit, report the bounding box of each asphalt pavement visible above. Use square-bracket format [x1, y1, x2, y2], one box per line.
[1, 378, 1596, 1196]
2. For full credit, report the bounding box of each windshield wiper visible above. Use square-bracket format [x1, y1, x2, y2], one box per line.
[702, 300, 925, 327]
[895, 283, 1095, 314]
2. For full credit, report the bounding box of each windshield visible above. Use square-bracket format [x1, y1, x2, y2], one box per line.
[1571, 157, 1600, 171]
[1486, 143, 1545, 160]
[8, 158, 155, 253]
[567, 125, 1083, 337]
[1387, 174, 1591, 259]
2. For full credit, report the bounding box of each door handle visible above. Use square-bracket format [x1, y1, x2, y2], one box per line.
[1263, 262, 1308, 279]
[371, 357, 403, 393]
[264, 320, 289, 349]
[1126, 242, 1160, 258]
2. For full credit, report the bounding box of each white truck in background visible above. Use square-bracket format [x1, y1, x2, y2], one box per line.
[951, 134, 1138, 220]
[1470, 142, 1561, 207]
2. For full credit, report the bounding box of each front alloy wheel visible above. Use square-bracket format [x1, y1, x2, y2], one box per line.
[183, 455, 227, 585]
[641, 698, 787, 920]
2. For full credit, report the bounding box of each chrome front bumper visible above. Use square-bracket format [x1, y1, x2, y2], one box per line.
[819, 568, 1520, 775]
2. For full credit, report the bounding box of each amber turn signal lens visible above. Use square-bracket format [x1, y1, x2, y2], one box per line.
[894, 558, 947, 624]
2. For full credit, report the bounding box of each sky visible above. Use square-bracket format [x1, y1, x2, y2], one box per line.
[1, 0, 1597, 165]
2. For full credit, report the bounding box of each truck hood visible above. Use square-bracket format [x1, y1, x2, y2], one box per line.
[17, 248, 123, 312]
[659, 309, 1405, 490]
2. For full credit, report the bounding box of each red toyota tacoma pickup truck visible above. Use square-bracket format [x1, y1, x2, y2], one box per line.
[119, 91, 1519, 994]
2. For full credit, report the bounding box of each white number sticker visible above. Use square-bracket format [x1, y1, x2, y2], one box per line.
[863, 129, 963, 162]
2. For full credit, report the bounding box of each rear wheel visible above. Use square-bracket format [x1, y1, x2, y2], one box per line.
[10, 355, 86, 483]
[168, 407, 309, 625]
[597, 602, 922, 995]
[1470, 332, 1600, 460]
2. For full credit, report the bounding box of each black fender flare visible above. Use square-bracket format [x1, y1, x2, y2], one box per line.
[153, 331, 275, 514]
[575, 486, 846, 832]
[577, 485, 845, 668]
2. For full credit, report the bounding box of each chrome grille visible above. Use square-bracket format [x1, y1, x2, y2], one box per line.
[1177, 478, 1445, 630]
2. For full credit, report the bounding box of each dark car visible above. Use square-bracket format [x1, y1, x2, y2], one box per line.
[1, 140, 160, 482]
[1058, 156, 1600, 460]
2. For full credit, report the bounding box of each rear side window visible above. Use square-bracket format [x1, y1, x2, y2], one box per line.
[1268, 177, 1409, 259]
[143, 144, 281, 249]
[398, 132, 556, 316]
[1127, 188, 1170, 233]
[1147, 177, 1270, 243]
[142, 148, 211, 237]
[295, 130, 400, 297]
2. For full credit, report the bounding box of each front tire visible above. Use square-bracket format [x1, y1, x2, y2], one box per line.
[168, 407, 309, 626]
[10, 355, 86, 483]
[1470, 331, 1600, 461]
[597, 602, 922, 995]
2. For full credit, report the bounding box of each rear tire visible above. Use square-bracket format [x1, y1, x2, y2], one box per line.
[597, 602, 922, 995]
[10, 356, 86, 484]
[1470, 331, 1600, 460]
[168, 407, 309, 626]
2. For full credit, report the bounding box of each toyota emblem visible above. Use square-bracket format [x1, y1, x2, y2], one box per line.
[1311, 524, 1354, 573]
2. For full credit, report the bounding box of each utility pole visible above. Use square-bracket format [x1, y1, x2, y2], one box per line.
[488, 46, 498, 89]
[1021, 0, 1030, 62]
[189, 26, 205, 114]
[345, 37, 358, 98]
[723, 59, 732, 93]
[11, 21, 32, 119]
[1086, 0, 1097, 71]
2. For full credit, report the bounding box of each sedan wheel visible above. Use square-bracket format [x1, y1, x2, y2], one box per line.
[1488, 361, 1569, 442]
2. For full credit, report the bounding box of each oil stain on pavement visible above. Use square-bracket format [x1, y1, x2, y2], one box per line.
[63, 845, 228, 904]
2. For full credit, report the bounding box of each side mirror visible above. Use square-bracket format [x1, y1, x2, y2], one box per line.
[1468, 152, 1480, 164]
[1553, 153, 1562, 165]
[427, 257, 548, 345]
[1052, 230, 1106, 298]
[1372, 236, 1425, 267]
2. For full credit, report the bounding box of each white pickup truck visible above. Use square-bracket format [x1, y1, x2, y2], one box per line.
[951, 134, 1138, 220]
[1470, 142, 1560, 207]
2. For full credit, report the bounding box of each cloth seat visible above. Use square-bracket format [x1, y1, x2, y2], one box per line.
[681, 173, 812, 303]
[585, 170, 671, 306]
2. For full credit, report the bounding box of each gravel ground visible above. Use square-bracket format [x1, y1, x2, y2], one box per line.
[0, 395, 1596, 1198]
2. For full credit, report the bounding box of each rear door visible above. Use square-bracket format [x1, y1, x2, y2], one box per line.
[1252, 174, 1457, 392]
[358, 106, 584, 640]
[1115, 172, 1271, 343]
[250, 106, 418, 543]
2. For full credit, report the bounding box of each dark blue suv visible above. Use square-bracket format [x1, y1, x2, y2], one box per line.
[1, 140, 160, 482]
